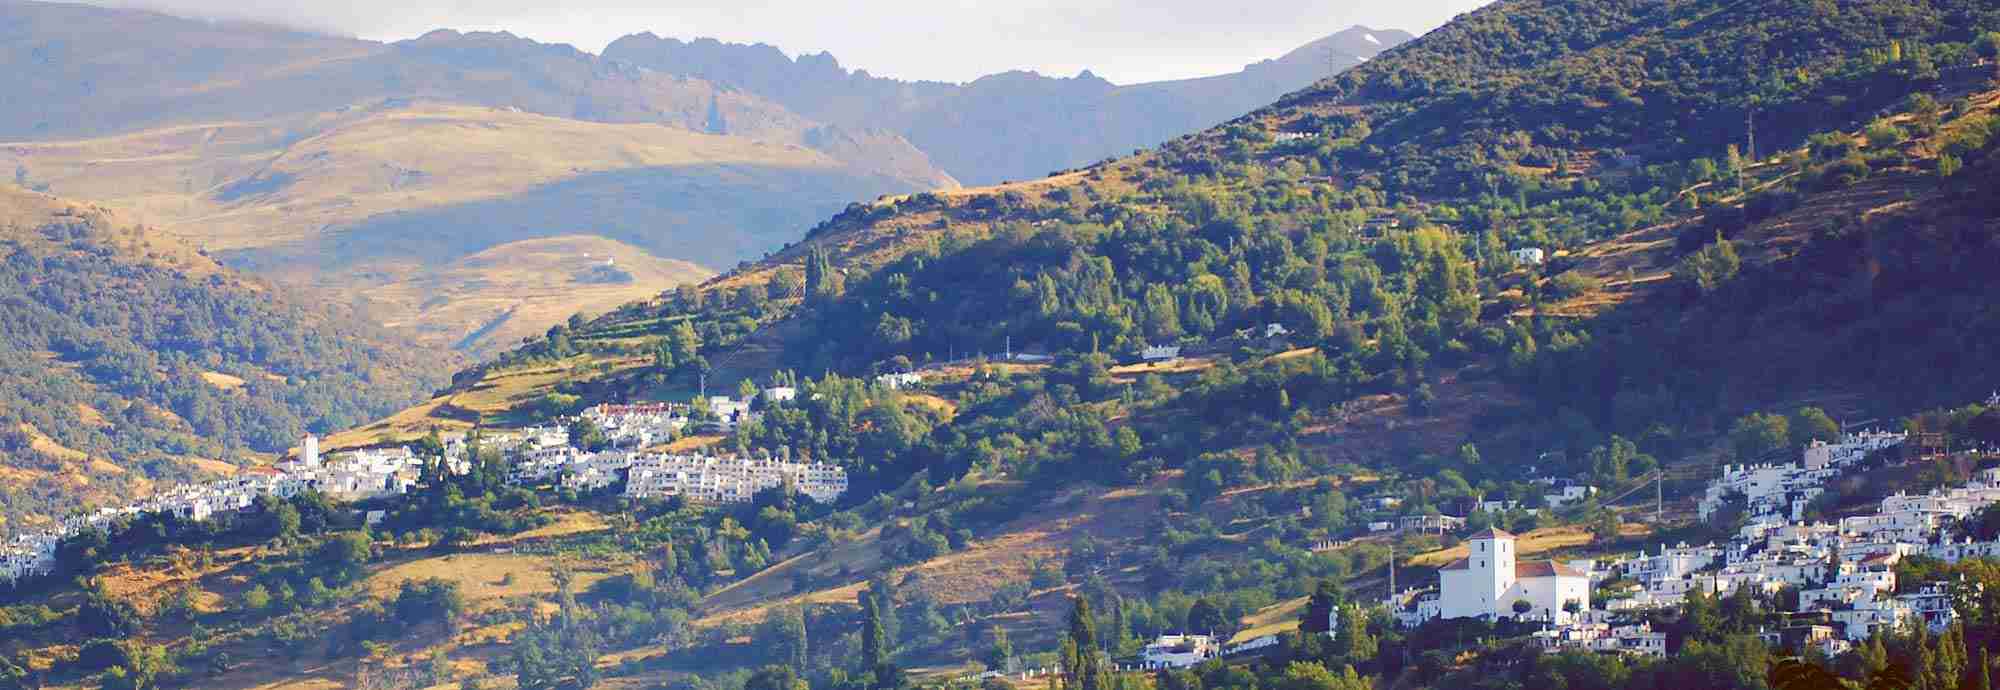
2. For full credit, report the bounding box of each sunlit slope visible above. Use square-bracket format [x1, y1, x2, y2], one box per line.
[2, 103, 930, 351]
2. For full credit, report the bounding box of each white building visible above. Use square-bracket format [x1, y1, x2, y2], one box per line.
[1141, 345, 1182, 363]
[1436, 528, 1591, 623]
[876, 372, 924, 390]
[626, 455, 849, 504]
[1510, 248, 1546, 265]
[301, 434, 321, 468]
[1140, 635, 1219, 669]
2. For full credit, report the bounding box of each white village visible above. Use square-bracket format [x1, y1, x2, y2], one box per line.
[0, 386, 854, 587]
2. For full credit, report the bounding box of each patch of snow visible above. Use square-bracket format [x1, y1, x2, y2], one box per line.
[1364, 33, 1382, 45]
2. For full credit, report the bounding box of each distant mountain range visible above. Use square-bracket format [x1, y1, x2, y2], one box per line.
[602, 27, 1413, 185]
[0, 0, 1404, 352]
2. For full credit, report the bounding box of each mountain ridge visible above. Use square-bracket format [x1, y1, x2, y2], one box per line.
[602, 25, 1416, 184]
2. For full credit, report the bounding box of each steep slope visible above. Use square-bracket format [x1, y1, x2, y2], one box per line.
[603, 26, 1414, 185]
[0, 185, 444, 533]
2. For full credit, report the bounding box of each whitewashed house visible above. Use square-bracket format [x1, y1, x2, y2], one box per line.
[1140, 635, 1219, 669]
[876, 372, 924, 390]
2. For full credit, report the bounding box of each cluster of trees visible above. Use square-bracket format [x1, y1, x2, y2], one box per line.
[1300, 0, 2000, 195]
[0, 214, 439, 526]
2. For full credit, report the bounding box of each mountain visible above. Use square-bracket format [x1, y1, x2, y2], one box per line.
[0, 184, 443, 533]
[0, 0, 955, 353]
[602, 26, 1415, 185]
[0, 1, 1405, 355]
[7, 2, 2000, 689]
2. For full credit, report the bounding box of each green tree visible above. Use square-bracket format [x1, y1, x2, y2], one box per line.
[1065, 596, 1109, 690]
[1676, 236, 1742, 296]
[315, 531, 373, 582]
[1731, 412, 1791, 461]
[1790, 407, 1841, 449]
[1977, 32, 2000, 60]
[765, 605, 809, 670]
[1769, 657, 1843, 690]
[242, 584, 272, 613]
[746, 666, 809, 690]
[1300, 580, 1341, 636]
[860, 593, 887, 672]
[1330, 604, 1376, 661]
[1186, 598, 1227, 635]
[1275, 661, 1370, 690]
[985, 624, 1014, 672]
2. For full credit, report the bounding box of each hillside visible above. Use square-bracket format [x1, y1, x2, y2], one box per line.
[0, 185, 443, 534]
[5, 1, 2000, 690]
[1, 102, 910, 353]
[603, 26, 1415, 186]
[0, 1, 955, 353]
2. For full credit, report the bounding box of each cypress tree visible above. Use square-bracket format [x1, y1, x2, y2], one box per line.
[1065, 597, 1108, 690]
[860, 594, 886, 672]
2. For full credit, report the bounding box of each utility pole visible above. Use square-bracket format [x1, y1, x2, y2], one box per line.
[1656, 471, 1663, 524]
[1388, 544, 1396, 601]
[1746, 105, 1758, 163]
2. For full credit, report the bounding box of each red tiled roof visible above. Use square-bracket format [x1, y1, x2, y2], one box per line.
[1440, 558, 1583, 577]
[1516, 561, 1585, 578]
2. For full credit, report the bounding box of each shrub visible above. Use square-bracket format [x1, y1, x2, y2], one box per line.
[1815, 155, 1871, 190]
[1864, 121, 1905, 149]
[1549, 272, 1601, 299]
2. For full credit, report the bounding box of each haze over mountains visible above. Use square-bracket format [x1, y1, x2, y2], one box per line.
[0, 0, 1406, 354]
[603, 26, 1413, 185]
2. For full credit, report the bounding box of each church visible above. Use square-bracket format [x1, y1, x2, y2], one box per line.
[1437, 528, 1591, 622]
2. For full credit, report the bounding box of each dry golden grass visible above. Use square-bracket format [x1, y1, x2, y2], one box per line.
[901, 392, 960, 418]
[362, 552, 622, 614]
[1406, 523, 1648, 568]
[1108, 357, 1216, 378]
[1, 104, 848, 254]
[74, 403, 110, 426]
[1407, 526, 1595, 567]
[0, 103, 849, 350]
[324, 356, 638, 450]
[1231, 596, 1309, 644]
[656, 434, 728, 453]
[184, 457, 242, 476]
[200, 370, 248, 391]
[360, 235, 712, 354]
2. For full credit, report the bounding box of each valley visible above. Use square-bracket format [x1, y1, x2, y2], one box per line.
[2, 1, 2000, 690]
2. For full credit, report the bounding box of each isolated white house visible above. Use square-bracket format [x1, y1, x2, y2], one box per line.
[875, 372, 924, 390]
[1141, 345, 1182, 362]
[1437, 528, 1591, 623]
[1511, 248, 1547, 265]
[1140, 635, 1219, 669]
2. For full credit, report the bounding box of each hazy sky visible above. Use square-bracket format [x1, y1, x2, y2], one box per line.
[93, 0, 1494, 84]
